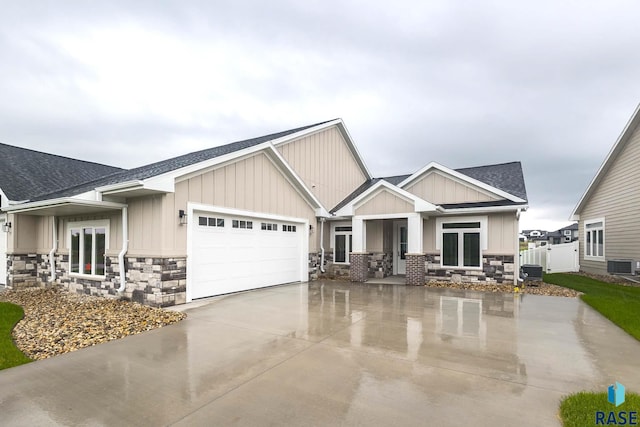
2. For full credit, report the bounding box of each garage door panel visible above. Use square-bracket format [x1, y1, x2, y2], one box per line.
[190, 211, 305, 300]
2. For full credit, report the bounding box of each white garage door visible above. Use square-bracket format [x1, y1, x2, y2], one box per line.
[0, 215, 6, 286]
[190, 210, 306, 299]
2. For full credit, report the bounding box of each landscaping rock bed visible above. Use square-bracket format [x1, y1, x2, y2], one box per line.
[0, 287, 185, 360]
[425, 281, 582, 297]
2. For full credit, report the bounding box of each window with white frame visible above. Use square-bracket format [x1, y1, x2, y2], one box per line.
[441, 221, 481, 268]
[69, 220, 109, 277]
[585, 219, 604, 258]
[334, 226, 352, 264]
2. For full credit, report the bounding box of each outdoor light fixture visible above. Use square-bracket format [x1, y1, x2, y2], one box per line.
[2, 222, 11, 233]
[178, 210, 187, 225]
[309, 224, 314, 233]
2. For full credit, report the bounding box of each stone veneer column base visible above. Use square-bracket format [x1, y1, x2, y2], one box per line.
[349, 253, 368, 282]
[406, 253, 426, 286]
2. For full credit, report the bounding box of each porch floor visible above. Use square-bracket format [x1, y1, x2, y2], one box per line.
[366, 275, 406, 285]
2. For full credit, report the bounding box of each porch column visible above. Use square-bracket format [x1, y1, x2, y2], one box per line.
[406, 213, 425, 286]
[350, 217, 368, 282]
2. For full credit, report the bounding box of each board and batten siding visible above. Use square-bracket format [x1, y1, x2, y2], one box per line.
[57, 213, 122, 256]
[162, 151, 318, 255]
[422, 213, 517, 255]
[578, 122, 640, 274]
[405, 171, 500, 204]
[355, 189, 414, 216]
[277, 126, 367, 210]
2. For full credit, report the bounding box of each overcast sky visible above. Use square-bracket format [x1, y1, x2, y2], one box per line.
[1, 1, 639, 231]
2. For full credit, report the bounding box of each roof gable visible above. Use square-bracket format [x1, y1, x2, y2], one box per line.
[572, 104, 640, 219]
[0, 143, 123, 202]
[28, 120, 336, 203]
[399, 162, 527, 203]
[334, 180, 437, 217]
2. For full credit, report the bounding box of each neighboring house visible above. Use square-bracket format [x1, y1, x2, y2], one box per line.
[571, 104, 640, 276]
[546, 223, 578, 245]
[521, 229, 549, 247]
[1, 119, 528, 306]
[0, 143, 123, 286]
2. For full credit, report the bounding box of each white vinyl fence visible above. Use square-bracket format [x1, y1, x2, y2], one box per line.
[519, 241, 579, 274]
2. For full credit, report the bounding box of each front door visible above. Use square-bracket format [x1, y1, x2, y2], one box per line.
[396, 224, 407, 274]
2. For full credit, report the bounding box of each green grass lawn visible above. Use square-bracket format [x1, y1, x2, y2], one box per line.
[560, 391, 640, 427]
[544, 273, 640, 341]
[0, 301, 31, 370]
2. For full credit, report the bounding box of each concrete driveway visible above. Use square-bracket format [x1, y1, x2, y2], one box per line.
[1, 281, 639, 426]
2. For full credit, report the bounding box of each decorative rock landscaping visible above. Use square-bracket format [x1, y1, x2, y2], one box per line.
[0, 287, 185, 360]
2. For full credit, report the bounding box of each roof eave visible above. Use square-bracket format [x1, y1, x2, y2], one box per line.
[437, 204, 528, 214]
[3, 198, 127, 216]
[572, 103, 640, 217]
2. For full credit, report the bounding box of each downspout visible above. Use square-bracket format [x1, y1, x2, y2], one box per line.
[319, 218, 326, 273]
[49, 216, 57, 283]
[516, 208, 522, 285]
[117, 207, 128, 293]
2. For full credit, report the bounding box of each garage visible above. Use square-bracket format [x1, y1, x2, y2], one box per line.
[189, 208, 308, 300]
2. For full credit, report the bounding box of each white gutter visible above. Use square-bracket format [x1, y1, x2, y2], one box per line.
[436, 204, 529, 214]
[49, 216, 57, 283]
[319, 218, 326, 273]
[3, 198, 127, 213]
[117, 207, 128, 294]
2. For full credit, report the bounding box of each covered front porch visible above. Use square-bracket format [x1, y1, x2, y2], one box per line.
[348, 213, 427, 286]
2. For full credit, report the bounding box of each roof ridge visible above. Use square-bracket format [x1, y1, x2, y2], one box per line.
[455, 160, 521, 171]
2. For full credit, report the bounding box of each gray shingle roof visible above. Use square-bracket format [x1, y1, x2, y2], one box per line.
[30, 120, 334, 202]
[456, 161, 528, 202]
[331, 162, 527, 213]
[0, 143, 123, 202]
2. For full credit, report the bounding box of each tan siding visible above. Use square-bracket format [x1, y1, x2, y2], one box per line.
[56, 212, 122, 256]
[422, 213, 516, 255]
[578, 122, 640, 274]
[355, 190, 414, 215]
[165, 152, 317, 255]
[277, 127, 367, 209]
[35, 216, 53, 253]
[383, 221, 394, 252]
[127, 195, 165, 256]
[406, 171, 500, 204]
[423, 218, 436, 253]
[488, 213, 517, 254]
[10, 214, 38, 253]
[366, 220, 383, 252]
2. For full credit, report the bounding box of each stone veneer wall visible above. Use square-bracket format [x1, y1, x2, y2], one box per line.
[368, 252, 393, 278]
[7, 254, 38, 289]
[17, 252, 188, 308]
[323, 252, 351, 278]
[425, 254, 515, 284]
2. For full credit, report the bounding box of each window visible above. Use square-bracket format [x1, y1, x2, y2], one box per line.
[261, 222, 278, 231]
[282, 225, 297, 232]
[334, 225, 352, 264]
[69, 221, 109, 277]
[441, 221, 481, 268]
[564, 230, 572, 236]
[198, 216, 224, 227]
[585, 219, 604, 258]
[232, 220, 253, 229]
